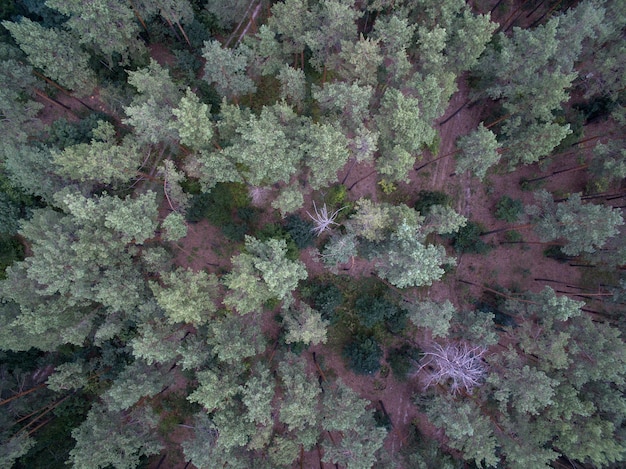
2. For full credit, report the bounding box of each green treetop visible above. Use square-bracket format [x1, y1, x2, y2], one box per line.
[202, 40, 256, 101]
[223, 236, 307, 314]
[45, 0, 145, 65]
[150, 267, 219, 325]
[2, 18, 96, 93]
[527, 191, 624, 256]
[52, 121, 142, 185]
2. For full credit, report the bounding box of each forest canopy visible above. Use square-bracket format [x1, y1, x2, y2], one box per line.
[1, 0, 625, 468]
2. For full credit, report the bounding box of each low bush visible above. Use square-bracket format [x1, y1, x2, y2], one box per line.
[284, 215, 315, 249]
[495, 196, 523, 222]
[343, 335, 383, 375]
[414, 190, 451, 214]
[355, 295, 400, 329]
[306, 281, 344, 321]
[387, 344, 421, 381]
[449, 221, 491, 254]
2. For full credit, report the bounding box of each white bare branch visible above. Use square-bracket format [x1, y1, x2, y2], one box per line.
[306, 201, 345, 236]
[417, 341, 487, 394]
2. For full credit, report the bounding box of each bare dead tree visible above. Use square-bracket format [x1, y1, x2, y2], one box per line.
[417, 341, 488, 394]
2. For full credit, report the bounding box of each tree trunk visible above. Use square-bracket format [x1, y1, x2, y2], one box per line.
[347, 170, 377, 191]
[438, 98, 472, 126]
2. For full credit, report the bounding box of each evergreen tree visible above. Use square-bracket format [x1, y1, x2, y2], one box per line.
[527, 191, 624, 256]
[2, 18, 96, 93]
[46, 0, 145, 65]
[69, 404, 163, 469]
[224, 236, 307, 314]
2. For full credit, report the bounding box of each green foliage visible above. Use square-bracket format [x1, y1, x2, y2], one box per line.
[0, 235, 23, 280]
[52, 121, 141, 185]
[69, 404, 163, 469]
[46, 0, 144, 65]
[414, 190, 451, 214]
[46, 112, 112, 150]
[282, 301, 328, 346]
[284, 214, 315, 249]
[186, 182, 250, 224]
[223, 236, 307, 314]
[388, 344, 421, 381]
[449, 221, 491, 254]
[355, 294, 400, 329]
[305, 280, 344, 321]
[150, 268, 219, 325]
[343, 334, 383, 375]
[202, 40, 256, 100]
[527, 191, 624, 256]
[455, 123, 500, 179]
[495, 195, 524, 222]
[2, 17, 96, 93]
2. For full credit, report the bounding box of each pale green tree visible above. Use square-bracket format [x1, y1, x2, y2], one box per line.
[527, 191, 624, 256]
[271, 185, 305, 218]
[123, 59, 182, 145]
[313, 82, 374, 131]
[277, 64, 306, 110]
[278, 353, 321, 433]
[130, 317, 185, 365]
[103, 360, 172, 411]
[208, 103, 305, 187]
[422, 394, 498, 468]
[374, 87, 436, 182]
[0, 55, 43, 144]
[300, 121, 350, 190]
[0, 143, 62, 201]
[240, 363, 274, 427]
[321, 381, 387, 469]
[329, 36, 383, 86]
[52, 121, 141, 185]
[69, 404, 163, 469]
[404, 299, 455, 338]
[371, 220, 456, 288]
[170, 88, 214, 150]
[208, 314, 266, 364]
[46, 0, 144, 65]
[150, 267, 219, 325]
[202, 40, 256, 100]
[282, 301, 328, 346]
[304, 0, 362, 72]
[161, 212, 188, 241]
[223, 236, 307, 314]
[455, 123, 500, 179]
[2, 18, 96, 93]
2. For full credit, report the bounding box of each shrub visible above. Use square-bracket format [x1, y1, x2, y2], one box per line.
[543, 245, 571, 263]
[388, 345, 421, 381]
[449, 221, 491, 254]
[325, 184, 348, 207]
[504, 230, 523, 242]
[284, 215, 315, 249]
[414, 190, 451, 214]
[355, 295, 399, 329]
[306, 281, 343, 321]
[185, 182, 250, 224]
[0, 235, 24, 279]
[343, 335, 383, 375]
[256, 223, 299, 261]
[495, 196, 523, 222]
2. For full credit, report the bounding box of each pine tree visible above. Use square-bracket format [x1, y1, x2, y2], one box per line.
[223, 236, 307, 314]
[527, 191, 624, 256]
[68, 404, 163, 469]
[46, 0, 144, 65]
[2, 18, 96, 93]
